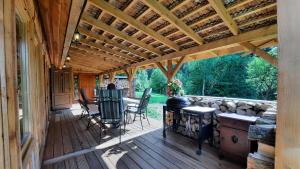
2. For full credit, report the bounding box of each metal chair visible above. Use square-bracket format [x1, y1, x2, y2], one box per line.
[98, 89, 125, 143]
[126, 93, 151, 130]
[79, 88, 97, 105]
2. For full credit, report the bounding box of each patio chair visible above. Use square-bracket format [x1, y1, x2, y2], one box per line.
[126, 92, 151, 130]
[80, 88, 97, 105]
[98, 89, 126, 143]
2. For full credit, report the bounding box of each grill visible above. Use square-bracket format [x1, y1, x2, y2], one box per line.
[166, 97, 191, 131]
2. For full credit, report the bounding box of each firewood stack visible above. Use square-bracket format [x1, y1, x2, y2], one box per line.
[247, 110, 276, 169]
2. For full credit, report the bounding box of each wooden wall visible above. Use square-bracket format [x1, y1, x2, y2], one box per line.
[276, 1, 300, 168]
[79, 74, 97, 99]
[0, 0, 51, 169]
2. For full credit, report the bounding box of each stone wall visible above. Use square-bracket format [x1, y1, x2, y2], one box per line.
[101, 78, 129, 89]
[180, 96, 277, 148]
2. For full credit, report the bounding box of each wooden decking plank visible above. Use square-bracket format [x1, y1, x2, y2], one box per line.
[43, 115, 55, 160]
[64, 157, 78, 169]
[94, 149, 116, 169]
[131, 139, 180, 169]
[119, 143, 155, 169]
[140, 133, 206, 168]
[76, 155, 91, 169]
[102, 147, 129, 169]
[67, 111, 90, 149]
[61, 112, 74, 154]
[53, 160, 65, 169]
[53, 114, 64, 157]
[125, 141, 167, 169]
[85, 151, 103, 169]
[137, 135, 204, 169]
[62, 111, 82, 152]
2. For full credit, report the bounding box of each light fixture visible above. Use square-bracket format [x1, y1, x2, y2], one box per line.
[73, 32, 80, 42]
[63, 64, 66, 68]
[66, 56, 71, 61]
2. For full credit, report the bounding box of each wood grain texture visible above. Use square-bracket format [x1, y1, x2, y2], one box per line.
[276, 1, 300, 168]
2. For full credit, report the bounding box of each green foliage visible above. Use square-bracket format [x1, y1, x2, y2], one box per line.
[246, 57, 278, 100]
[150, 68, 167, 94]
[135, 70, 150, 92]
[136, 91, 167, 104]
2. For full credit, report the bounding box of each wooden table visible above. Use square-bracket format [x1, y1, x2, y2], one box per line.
[163, 106, 216, 155]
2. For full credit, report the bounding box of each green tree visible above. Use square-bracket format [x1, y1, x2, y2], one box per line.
[135, 70, 150, 92]
[150, 68, 167, 94]
[246, 57, 278, 100]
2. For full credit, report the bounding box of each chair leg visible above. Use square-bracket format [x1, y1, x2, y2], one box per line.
[140, 115, 143, 130]
[87, 117, 91, 129]
[123, 116, 126, 134]
[133, 113, 136, 121]
[119, 124, 122, 144]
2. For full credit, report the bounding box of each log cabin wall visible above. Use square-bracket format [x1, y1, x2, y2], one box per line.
[0, 0, 51, 169]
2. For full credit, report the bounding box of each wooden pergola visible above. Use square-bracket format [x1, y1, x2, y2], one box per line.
[39, 0, 278, 81]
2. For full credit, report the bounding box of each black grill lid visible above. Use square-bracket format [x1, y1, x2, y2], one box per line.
[166, 97, 191, 110]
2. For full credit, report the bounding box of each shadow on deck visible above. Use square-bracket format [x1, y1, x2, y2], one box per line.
[42, 104, 243, 169]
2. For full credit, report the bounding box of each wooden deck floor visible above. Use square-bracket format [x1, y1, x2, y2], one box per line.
[42, 105, 243, 169]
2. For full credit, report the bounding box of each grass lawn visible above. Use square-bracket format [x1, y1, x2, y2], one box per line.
[135, 91, 168, 104]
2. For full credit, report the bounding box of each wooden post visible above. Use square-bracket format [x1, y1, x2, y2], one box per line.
[0, 0, 22, 168]
[124, 68, 137, 97]
[156, 56, 187, 96]
[99, 74, 104, 87]
[109, 72, 115, 83]
[276, 1, 300, 168]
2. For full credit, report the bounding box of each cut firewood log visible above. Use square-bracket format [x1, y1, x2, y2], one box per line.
[257, 142, 275, 159]
[248, 125, 276, 146]
[247, 152, 274, 169]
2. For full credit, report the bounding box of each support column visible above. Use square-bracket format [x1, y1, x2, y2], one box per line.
[99, 74, 104, 87]
[276, 1, 300, 168]
[156, 56, 187, 96]
[124, 67, 137, 97]
[109, 72, 116, 83]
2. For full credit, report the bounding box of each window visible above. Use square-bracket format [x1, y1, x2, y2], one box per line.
[16, 17, 30, 144]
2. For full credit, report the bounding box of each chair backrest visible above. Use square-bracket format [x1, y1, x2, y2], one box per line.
[141, 88, 152, 100]
[137, 94, 151, 113]
[98, 89, 124, 123]
[80, 88, 89, 105]
[107, 83, 116, 90]
[78, 99, 89, 111]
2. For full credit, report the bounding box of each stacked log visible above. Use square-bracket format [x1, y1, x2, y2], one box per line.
[247, 111, 276, 169]
[186, 96, 277, 148]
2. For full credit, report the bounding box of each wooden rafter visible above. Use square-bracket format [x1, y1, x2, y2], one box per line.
[89, 0, 180, 51]
[141, 0, 205, 45]
[207, 0, 277, 66]
[81, 13, 163, 56]
[70, 44, 128, 65]
[78, 27, 150, 59]
[79, 38, 140, 62]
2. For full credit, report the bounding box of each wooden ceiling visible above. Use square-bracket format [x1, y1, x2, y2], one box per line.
[41, 0, 278, 74]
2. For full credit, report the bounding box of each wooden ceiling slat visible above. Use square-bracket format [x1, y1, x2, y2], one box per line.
[89, 0, 180, 51]
[207, 0, 277, 66]
[78, 27, 150, 59]
[80, 38, 140, 62]
[81, 13, 163, 56]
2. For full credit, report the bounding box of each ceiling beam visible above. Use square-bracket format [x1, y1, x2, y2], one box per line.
[78, 27, 150, 60]
[89, 0, 180, 51]
[81, 13, 163, 56]
[141, 0, 204, 45]
[131, 24, 277, 68]
[60, 0, 86, 69]
[207, 0, 277, 66]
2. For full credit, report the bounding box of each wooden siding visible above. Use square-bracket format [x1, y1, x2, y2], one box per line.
[0, 0, 51, 169]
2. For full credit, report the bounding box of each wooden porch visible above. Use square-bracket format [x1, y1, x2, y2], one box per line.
[42, 105, 242, 169]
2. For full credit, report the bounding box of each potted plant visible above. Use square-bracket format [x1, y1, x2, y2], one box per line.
[167, 79, 184, 97]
